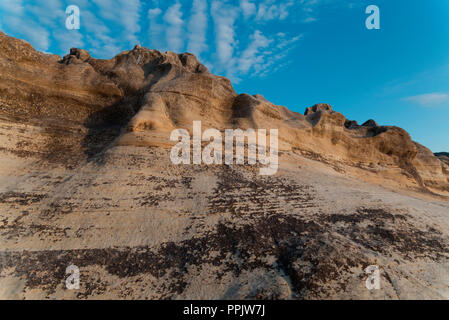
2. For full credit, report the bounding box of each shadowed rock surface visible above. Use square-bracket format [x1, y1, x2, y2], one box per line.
[436, 152, 449, 163]
[1, 32, 449, 299]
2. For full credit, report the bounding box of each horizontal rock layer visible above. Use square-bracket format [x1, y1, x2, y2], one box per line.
[1, 32, 448, 299]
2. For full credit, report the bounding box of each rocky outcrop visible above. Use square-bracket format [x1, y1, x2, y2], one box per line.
[1, 32, 449, 300]
[435, 153, 449, 181]
[304, 103, 332, 115]
[361, 119, 379, 127]
[344, 119, 359, 129]
[61, 48, 91, 64]
[435, 152, 449, 160]
[0, 30, 447, 195]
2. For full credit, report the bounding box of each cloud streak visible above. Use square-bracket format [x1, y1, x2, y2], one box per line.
[148, 8, 164, 50]
[211, 0, 239, 66]
[92, 0, 142, 45]
[240, 0, 256, 19]
[238, 30, 271, 74]
[255, 0, 293, 21]
[164, 2, 184, 52]
[0, 0, 305, 80]
[404, 93, 449, 107]
[187, 0, 208, 58]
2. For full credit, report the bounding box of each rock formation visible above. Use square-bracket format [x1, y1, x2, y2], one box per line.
[0, 32, 448, 299]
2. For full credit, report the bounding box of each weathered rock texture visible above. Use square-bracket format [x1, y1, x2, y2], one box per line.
[1, 32, 449, 299]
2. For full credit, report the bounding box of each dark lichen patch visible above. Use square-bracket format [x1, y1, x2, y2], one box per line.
[319, 208, 448, 260]
[207, 168, 316, 216]
[0, 209, 71, 240]
[41, 123, 87, 168]
[2, 218, 316, 298]
[1, 207, 447, 299]
[128, 176, 183, 206]
[38, 201, 76, 220]
[246, 288, 282, 300]
[0, 146, 41, 159]
[0, 191, 47, 206]
[133, 193, 174, 207]
[0, 214, 355, 299]
[323, 208, 408, 225]
[75, 277, 108, 299]
[1, 223, 70, 241]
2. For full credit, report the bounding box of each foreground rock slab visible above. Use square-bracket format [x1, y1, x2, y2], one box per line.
[0, 32, 448, 299]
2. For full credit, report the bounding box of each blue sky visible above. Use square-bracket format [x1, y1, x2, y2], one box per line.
[1, 0, 448, 152]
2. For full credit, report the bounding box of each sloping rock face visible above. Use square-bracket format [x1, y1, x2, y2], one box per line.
[436, 153, 449, 181]
[1, 32, 449, 299]
[436, 152, 449, 165]
[0, 31, 447, 193]
[436, 152, 449, 157]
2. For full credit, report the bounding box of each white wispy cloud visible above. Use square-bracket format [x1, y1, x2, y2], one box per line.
[0, 0, 304, 82]
[26, 0, 84, 53]
[82, 10, 119, 57]
[163, 2, 184, 52]
[298, 0, 322, 23]
[7, 16, 51, 51]
[148, 8, 165, 50]
[255, 32, 303, 77]
[187, 0, 208, 58]
[297, 0, 364, 23]
[92, 0, 142, 45]
[211, 0, 239, 66]
[0, 0, 24, 15]
[3, 0, 141, 57]
[149, 8, 162, 17]
[208, 0, 304, 81]
[404, 93, 449, 107]
[238, 30, 271, 74]
[302, 17, 317, 23]
[53, 29, 84, 54]
[120, 0, 142, 44]
[240, 0, 256, 19]
[276, 34, 303, 50]
[0, 0, 53, 51]
[255, 0, 293, 21]
[27, 0, 65, 27]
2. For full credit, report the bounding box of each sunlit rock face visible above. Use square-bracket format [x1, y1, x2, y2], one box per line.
[0, 32, 448, 300]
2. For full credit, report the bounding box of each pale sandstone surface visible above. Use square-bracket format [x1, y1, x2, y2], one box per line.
[0, 32, 448, 299]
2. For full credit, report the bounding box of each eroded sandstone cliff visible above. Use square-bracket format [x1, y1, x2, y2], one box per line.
[1, 31, 447, 195]
[1, 32, 448, 299]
